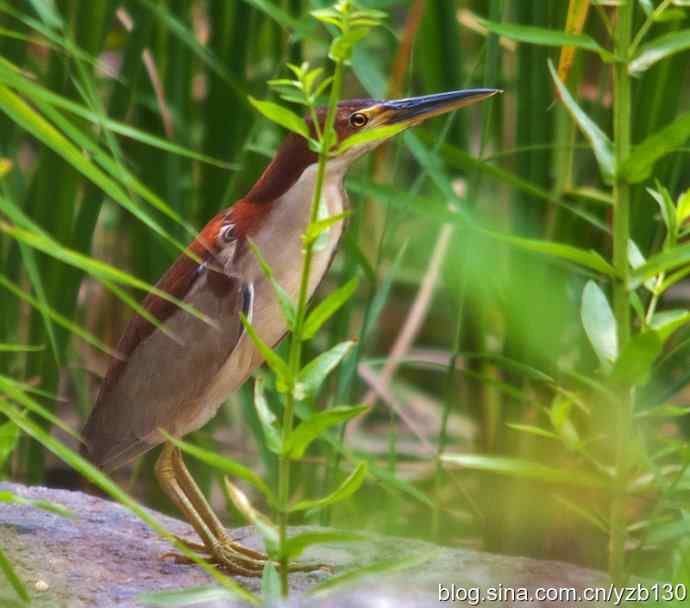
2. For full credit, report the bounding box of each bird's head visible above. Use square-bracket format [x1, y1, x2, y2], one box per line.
[323, 88, 501, 165]
[245, 88, 500, 205]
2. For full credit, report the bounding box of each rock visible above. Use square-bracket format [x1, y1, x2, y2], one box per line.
[0, 482, 614, 607]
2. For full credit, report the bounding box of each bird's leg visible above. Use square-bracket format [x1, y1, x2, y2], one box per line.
[155, 443, 267, 576]
[169, 445, 269, 561]
[156, 444, 323, 575]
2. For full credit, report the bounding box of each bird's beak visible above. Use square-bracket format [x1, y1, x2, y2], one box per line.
[375, 88, 501, 127]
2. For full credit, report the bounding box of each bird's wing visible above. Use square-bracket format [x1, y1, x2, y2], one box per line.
[81, 243, 251, 471]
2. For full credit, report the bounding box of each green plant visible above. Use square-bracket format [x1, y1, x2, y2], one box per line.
[230, 1, 387, 596]
[442, 1, 690, 589]
[2, 1, 690, 605]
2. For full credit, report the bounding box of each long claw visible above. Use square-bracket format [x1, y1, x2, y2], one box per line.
[171, 535, 207, 553]
[155, 446, 331, 578]
[160, 537, 328, 577]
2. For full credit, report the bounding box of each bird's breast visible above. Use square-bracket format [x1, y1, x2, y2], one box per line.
[201, 163, 348, 406]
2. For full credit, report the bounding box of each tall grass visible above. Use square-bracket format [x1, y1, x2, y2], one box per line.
[2, 0, 690, 604]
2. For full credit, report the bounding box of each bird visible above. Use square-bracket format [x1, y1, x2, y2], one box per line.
[81, 88, 499, 576]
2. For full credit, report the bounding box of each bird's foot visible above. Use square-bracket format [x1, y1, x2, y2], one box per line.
[162, 535, 327, 577]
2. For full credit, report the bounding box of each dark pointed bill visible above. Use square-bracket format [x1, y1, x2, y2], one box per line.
[380, 89, 501, 125]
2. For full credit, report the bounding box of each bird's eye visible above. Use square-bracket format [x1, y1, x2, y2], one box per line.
[350, 112, 368, 128]
[220, 224, 235, 243]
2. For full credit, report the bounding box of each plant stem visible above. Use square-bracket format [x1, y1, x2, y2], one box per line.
[644, 273, 665, 325]
[277, 57, 345, 598]
[629, 0, 672, 58]
[609, 1, 633, 586]
[432, 285, 464, 539]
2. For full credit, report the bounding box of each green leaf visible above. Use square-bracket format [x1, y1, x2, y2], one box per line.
[506, 423, 558, 440]
[330, 29, 370, 62]
[660, 263, 690, 293]
[628, 240, 655, 291]
[297, 341, 355, 399]
[309, 551, 438, 597]
[581, 281, 618, 368]
[553, 495, 608, 533]
[477, 226, 615, 275]
[342, 233, 376, 283]
[548, 61, 615, 181]
[0, 58, 233, 168]
[635, 404, 690, 419]
[27, 0, 64, 29]
[441, 454, 606, 487]
[247, 240, 296, 329]
[303, 278, 359, 340]
[21, 243, 61, 362]
[248, 97, 309, 138]
[261, 562, 281, 605]
[304, 212, 351, 247]
[0, 2, 109, 73]
[0, 489, 73, 518]
[335, 124, 406, 154]
[649, 309, 690, 342]
[310, 8, 342, 28]
[647, 186, 677, 243]
[642, 512, 690, 545]
[291, 462, 367, 511]
[629, 29, 690, 75]
[252, 378, 282, 455]
[31, 95, 198, 240]
[163, 432, 274, 505]
[421, 137, 609, 232]
[240, 313, 290, 385]
[0, 84, 190, 252]
[242, 0, 309, 36]
[479, 17, 614, 60]
[0, 544, 29, 603]
[0, 402, 258, 604]
[627, 239, 645, 270]
[0, 223, 209, 327]
[0, 375, 80, 441]
[567, 187, 613, 206]
[137, 0, 255, 99]
[0, 193, 61, 363]
[223, 479, 278, 555]
[0, 273, 116, 358]
[302, 65, 324, 91]
[137, 586, 238, 607]
[548, 394, 580, 451]
[352, 8, 387, 20]
[403, 131, 456, 200]
[632, 242, 690, 286]
[609, 331, 662, 387]
[283, 531, 365, 560]
[0, 421, 19, 468]
[1, 380, 58, 402]
[284, 405, 368, 459]
[0, 343, 43, 352]
[622, 113, 690, 183]
[677, 188, 690, 225]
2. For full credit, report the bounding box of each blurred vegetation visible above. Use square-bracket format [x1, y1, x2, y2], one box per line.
[2, 0, 690, 604]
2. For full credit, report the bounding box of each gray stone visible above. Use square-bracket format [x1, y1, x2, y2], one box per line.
[0, 483, 614, 607]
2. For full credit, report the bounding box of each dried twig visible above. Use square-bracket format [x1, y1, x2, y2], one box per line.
[363, 224, 453, 406]
[117, 8, 174, 138]
[356, 362, 435, 453]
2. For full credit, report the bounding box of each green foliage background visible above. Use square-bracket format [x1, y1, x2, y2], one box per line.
[2, 0, 690, 602]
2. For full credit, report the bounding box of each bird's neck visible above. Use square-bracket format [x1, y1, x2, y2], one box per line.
[239, 161, 348, 294]
[246, 134, 317, 204]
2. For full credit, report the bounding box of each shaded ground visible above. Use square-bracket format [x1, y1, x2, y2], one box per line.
[0, 482, 613, 606]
